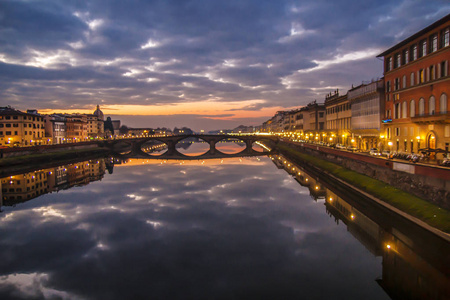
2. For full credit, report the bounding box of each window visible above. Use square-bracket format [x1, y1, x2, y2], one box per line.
[419, 40, 427, 57]
[430, 65, 435, 80]
[402, 75, 407, 88]
[430, 34, 438, 52]
[394, 103, 400, 119]
[13, 124, 18, 127]
[387, 57, 393, 71]
[410, 72, 415, 86]
[395, 127, 400, 136]
[5, 131, 11, 135]
[429, 96, 435, 115]
[403, 49, 409, 64]
[386, 80, 391, 92]
[441, 93, 448, 114]
[0, 131, 3, 136]
[410, 100, 415, 117]
[13, 116, 18, 120]
[418, 98, 425, 116]
[6, 124, 11, 127]
[402, 102, 407, 118]
[441, 61, 448, 77]
[419, 69, 424, 83]
[395, 54, 401, 68]
[442, 27, 449, 48]
[412, 45, 418, 60]
[394, 78, 400, 90]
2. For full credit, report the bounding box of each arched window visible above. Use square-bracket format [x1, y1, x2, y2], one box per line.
[410, 100, 415, 117]
[429, 96, 436, 115]
[402, 75, 407, 88]
[440, 93, 448, 114]
[410, 73, 415, 86]
[402, 101, 407, 118]
[419, 98, 425, 116]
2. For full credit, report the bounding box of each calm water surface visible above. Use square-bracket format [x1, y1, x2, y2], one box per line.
[0, 144, 447, 299]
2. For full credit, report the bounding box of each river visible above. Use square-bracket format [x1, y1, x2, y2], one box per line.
[0, 142, 448, 300]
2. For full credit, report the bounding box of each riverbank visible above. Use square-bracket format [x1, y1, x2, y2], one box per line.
[0, 148, 110, 177]
[276, 142, 450, 235]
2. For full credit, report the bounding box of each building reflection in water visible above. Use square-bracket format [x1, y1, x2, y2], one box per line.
[270, 154, 450, 300]
[1, 159, 107, 206]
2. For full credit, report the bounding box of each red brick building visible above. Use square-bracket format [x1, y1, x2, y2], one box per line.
[377, 14, 449, 159]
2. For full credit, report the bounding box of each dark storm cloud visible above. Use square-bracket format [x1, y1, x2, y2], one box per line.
[0, 0, 448, 127]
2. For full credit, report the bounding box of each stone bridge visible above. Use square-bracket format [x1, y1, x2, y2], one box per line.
[101, 134, 279, 160]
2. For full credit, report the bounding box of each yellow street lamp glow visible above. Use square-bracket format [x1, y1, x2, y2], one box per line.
[351, 139, 355, 143]
[416, 136, 420, 140]
[386, 244, 391, 249]
[388, 142, 393, 146]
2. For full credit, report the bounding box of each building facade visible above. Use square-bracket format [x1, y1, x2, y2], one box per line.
[44, 114, 67, 144]
[348, 79, 385, 150]
[65, 114, 88, 142]
[325, 92, 351, 145]
[0, 107, 47, 147]
[377, 14, 450, 158]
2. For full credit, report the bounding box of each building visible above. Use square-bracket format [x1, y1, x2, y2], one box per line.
[87, 105, 105, 138]
[44, 114, 67, 144]
[377, 14, 450, 159]
[65, 114, 88, 142]
[348, 79, 385, 150]
[324, 91, 351, 145]
[0, 107, 47, 147]
[298, 101, 326, 142]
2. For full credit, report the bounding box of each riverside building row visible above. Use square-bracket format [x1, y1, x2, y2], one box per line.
[261, 14, 450, 158]
[0, 105, 106, 147]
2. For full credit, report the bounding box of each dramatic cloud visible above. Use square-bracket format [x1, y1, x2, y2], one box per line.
[0, 0, 448, 129]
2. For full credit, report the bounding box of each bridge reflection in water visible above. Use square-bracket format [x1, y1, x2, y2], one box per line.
[272, 153, 450, 300]
[103, 134, 278, 160]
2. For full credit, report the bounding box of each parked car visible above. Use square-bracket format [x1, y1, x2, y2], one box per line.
[381, 150, 391, 157]
[336, 143, 346, 149]
[347, 146, 358, 152]
[369, 148, 380, 156]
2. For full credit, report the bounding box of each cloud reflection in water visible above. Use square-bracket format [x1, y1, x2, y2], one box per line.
[0, 157, 388, 300]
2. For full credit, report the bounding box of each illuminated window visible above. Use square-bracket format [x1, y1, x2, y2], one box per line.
[419, 69, 424, 83]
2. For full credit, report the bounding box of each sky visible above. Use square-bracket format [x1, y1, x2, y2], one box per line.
[1, 0, 449, 131]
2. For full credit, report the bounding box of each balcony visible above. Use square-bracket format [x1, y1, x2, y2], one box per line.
[411, 111, 449, 124]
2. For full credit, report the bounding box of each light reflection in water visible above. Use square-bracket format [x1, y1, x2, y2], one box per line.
[0, 145, 448, 299]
